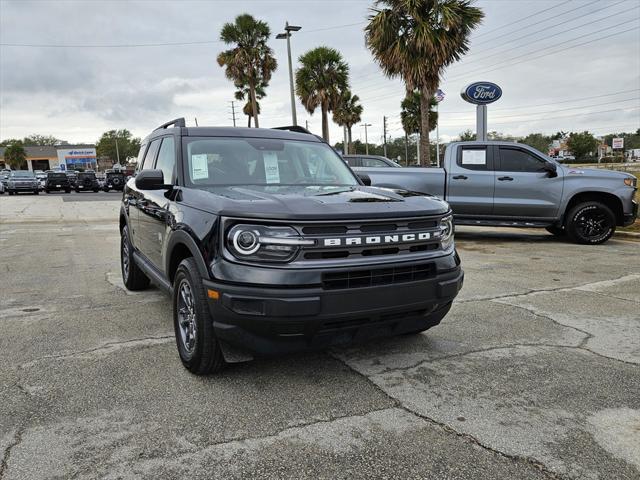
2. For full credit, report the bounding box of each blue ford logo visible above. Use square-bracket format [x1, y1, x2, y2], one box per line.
[461, 82, 502, 105]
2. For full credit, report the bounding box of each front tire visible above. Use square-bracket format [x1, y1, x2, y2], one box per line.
[33, 190, 39, 195]
[173, 258, 224, 375]
[566, 201, 616, 245]
[545, 225, 565, 237]
[120, 225, 150, 291]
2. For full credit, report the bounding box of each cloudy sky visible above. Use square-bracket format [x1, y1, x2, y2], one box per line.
[0, 0, 639, 147]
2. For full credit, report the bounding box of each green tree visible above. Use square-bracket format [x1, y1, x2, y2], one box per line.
[459, 129, 475, 141]
[332, 90, 363, 154]
[521, 133, 552, 154]
[296, 46, 349, 142]
[96, 130, 141, 164]
[4, 141, 27, 169]
[366, 0, 483, 166]
[566, 131, 598, 160]
[217, 14, 277, 129]
[22, 134, 63, 146]
[400, 91, 437, 136]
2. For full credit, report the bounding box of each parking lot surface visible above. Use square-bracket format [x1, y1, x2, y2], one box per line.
[1, 194, 639, 479]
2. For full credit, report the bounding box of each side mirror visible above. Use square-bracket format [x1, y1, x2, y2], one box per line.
[135, 169, 171, 190]
[357, 172, 372, 186]
[544, 162, 558, 178]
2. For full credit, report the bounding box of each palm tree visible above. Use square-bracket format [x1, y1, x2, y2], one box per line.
[217, 14, 277, 128]
[235, 83, 265, 127]
[295, 47, 349, 142]
[366, 0, 483, 165]
[400, 91, 437, 136]
[332, 90, 363, 154]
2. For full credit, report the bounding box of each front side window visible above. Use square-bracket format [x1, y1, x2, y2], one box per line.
[183, 137, 358, 187]
[361, 157, 389, 167]
[135, 144, 147, 171]
[499, 148, 547, 173]
[155, 137, 176, 183]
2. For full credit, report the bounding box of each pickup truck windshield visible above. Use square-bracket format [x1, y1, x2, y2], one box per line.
[183, 137, 358, 187]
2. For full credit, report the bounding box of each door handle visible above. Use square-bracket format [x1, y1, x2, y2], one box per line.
[452, 175, 468, 180]
[498, 176, 514, 181]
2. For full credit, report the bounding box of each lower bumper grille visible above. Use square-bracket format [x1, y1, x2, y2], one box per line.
[322, 263, 435, 290]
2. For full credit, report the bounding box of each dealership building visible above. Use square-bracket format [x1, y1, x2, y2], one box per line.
[0, 144, 97, 171]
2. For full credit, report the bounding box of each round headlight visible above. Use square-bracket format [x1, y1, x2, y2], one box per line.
[440, 215, 454, 250]
[231, 229, 260, 255]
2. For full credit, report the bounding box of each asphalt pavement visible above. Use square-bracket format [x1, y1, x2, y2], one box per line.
[0, 194, 638, 480]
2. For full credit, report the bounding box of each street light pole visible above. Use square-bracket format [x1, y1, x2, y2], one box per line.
[277, 22, 301, 126]
[361, 123, 372, 155]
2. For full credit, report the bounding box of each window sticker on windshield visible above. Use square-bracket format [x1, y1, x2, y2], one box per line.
[191, 154, 209, 180]
[263, 152, 280, 183]
[462, 149, 486, 165]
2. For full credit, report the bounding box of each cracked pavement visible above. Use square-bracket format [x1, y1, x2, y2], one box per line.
[1, 195, 639, 479]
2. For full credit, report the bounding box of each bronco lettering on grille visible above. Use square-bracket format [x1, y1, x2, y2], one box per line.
[323, 231, 434, 247]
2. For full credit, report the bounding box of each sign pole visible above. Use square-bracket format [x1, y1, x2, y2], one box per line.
[476, 105, 487, 141]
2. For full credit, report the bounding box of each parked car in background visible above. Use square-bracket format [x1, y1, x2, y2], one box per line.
[45, 172, 72, 193]
[75, 171, 101, 192]
[357, 141, 637, 245]
[34, 171, 47, 191]
[104, 170, 126, 192]
[0, 169, 10, 189]
[343, 154, 402, 168]
[7, 170, 39, 195]
[0, 180, 4, 195]
[66, 170, 78, 188]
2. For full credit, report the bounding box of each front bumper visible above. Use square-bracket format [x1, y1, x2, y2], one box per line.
[9, 184, 38, 192]
[623, 200, 638, 227]
[203, 254, 463, 355]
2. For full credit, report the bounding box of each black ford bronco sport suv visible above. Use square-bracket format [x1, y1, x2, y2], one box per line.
[120, 118, 463, 374]
[44, 172, 71, 193]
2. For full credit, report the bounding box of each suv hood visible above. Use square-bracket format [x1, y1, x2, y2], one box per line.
[181, 185, 450, 220]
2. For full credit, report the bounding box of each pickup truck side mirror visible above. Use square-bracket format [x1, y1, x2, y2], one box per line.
[135, 169, 172, 190]
[543, 162, 558, 178]
[356, 172, 372, 186]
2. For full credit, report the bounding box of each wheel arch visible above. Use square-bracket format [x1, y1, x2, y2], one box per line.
[563, 191, 624, 226]
[165, 230, 210, 284]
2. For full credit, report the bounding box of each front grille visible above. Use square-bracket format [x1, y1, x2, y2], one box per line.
[322, 263, 435, 290]
[295, 216, 443, 262]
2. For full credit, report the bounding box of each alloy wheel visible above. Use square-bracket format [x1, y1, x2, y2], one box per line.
[177, 280, 197, 354]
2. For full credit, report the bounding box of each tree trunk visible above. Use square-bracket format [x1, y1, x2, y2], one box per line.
[321, 102, 329, 142]
[250, 82, 259, 128]
[419, 86, 432, 167]
[347, 126, 353, 154]
[247, 115, 252, 128]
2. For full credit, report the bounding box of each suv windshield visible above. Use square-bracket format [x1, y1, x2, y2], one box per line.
[11, 171, 35, 178]
[183, 137, 358, 187]
[48, 173, 67, 179]
[78, 173, 96, 178]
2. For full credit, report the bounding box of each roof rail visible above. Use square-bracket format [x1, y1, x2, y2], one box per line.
[154, 118, 186, 131]
[272, 125, 313, 135]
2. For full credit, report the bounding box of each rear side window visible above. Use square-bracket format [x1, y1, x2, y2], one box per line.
[457, 147, 490, 171]
[499, 148, 547, 173]
[141, 140, 161, 171]
[155, 137, 176, 183]
[361, 157, 389, 167]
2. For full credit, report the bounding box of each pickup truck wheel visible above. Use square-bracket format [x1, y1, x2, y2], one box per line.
[545, 225, 565, 237]
[121, 225, 150, 290]
[566, 201, 615, 245]
[173, 258, 224, 375]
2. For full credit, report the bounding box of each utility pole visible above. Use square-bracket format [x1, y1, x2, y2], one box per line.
[115, 137, 120, 165]
[404, 134, 409, 166]
[361, 123, 372, 155]
[229, 101, 237, 127]
[343, 126, 348, 155]
[383, 116, 387, 158]
[276, 22, 302, 126]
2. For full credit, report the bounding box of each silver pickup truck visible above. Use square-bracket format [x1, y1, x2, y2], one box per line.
[356, 141, 638, 244]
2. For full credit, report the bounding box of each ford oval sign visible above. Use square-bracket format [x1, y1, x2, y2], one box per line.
[460, 82, 502, 105]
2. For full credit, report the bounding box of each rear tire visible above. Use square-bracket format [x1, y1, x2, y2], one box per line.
[566, 201, 616, 245]
[104, 187, 110, 192]
[65, 189, 71, 194]
[173, 258, 225, 375]
[120, 225, 150, 291]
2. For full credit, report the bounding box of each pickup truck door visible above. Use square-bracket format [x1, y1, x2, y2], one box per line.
[136, 136, 177, 273]
[446, 144, 495, 216]
[493, 146, 563, 220]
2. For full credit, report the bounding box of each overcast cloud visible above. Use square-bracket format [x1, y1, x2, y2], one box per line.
[1, 0, 639, 146]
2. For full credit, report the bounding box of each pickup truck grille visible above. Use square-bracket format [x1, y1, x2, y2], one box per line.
[294, 216, 443, 262]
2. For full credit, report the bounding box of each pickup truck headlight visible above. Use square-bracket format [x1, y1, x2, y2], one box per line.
[227, 224, 315, 262]
[440, 215, 454, 250]
[624, 177, 636, 187]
